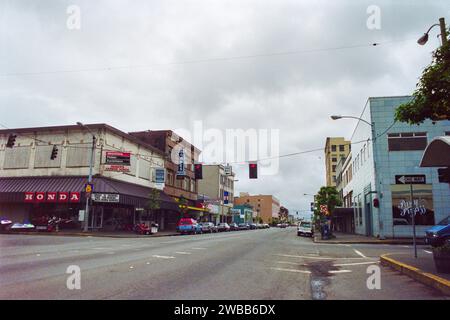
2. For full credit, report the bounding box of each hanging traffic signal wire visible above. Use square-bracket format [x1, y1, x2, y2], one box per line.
[0, 38, 415, 77]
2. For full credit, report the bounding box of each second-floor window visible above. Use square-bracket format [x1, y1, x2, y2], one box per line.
[388, 132, 427, 151]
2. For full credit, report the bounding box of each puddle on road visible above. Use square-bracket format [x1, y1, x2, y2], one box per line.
[307, 260, 338, 300]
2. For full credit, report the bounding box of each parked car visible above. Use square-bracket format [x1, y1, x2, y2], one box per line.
[256, 223, 264, 229]
[201, 222, 218, 233]
[238, 223, 250, 230]
[249, 223, 258, 230]
[217, 223, 230, 232]
[263, 223, 270, 229]
[426, 215, 450, 247]
[297, 221, 314, 237]
[229, 223, 239, 231]
[176, 218, 202, 235]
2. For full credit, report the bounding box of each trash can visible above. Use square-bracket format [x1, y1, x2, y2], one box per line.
[151, 223, 159, 234]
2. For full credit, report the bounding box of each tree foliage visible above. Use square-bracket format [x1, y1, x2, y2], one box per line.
[313, 186, 342, 223]
[395, 40, 450, 124]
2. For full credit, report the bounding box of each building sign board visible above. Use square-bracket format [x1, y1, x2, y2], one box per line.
[224, 191, 229, 204]
[24, 192, 80, 203]
[176, 149, 186, 179]
[154, 168, 165, 184]
[91, 193, 120, 203]
[104, 152, 131, 172]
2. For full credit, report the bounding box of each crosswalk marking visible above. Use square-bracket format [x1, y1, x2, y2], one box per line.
[270, 267, 311, 274]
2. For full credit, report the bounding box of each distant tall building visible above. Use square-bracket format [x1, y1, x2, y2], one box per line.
[324, 137, 351, 187]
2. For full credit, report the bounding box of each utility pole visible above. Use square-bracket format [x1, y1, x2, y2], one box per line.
[410, 184, 417, 259]
[439, 17, 447, 45]
[84, 134, 96, 232]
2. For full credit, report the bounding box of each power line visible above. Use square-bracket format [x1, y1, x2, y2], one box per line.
[0, 38, 414, 77]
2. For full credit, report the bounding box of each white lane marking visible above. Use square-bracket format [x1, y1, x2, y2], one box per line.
[275, 261, 308, 266]
[353, 249, 367, 258]
[270, 267, 311, 274]
[146, 262, 150, 265]
[152, 255, 175, 259]
[424, 250, 432, 254]
[129, 266, 134, 269]
[275, 254, 366, 260]
[36, 254, 41, 257]
[106, 252, 115, 255]
[338, 244, 351, 247]
[333, 261, 379, 267]
[329, 270, 352, 274]
[402, 245, 410, 248]
[175, 252, 191, 255]
[191, 247, 207, 250]
[92, 247, 110, 250]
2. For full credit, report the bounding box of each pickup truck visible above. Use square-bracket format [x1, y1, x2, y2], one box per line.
[176, 218, 203, 235]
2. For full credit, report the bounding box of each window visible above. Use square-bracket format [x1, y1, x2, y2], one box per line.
[332, 175, 336, 183]
[331, 145, 337, 152]
[339, 145, 345, 152]
[332, 157, 337, 162]
[332, 165, 336, 172]
[446, 131, 450, 136]
[388, 132, 427, 151]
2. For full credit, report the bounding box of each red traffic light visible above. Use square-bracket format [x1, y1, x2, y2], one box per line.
[249, 163, 258, 179]
[194, 163, 203, 179]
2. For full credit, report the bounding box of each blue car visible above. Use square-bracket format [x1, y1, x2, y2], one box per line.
[425, 216, 450, 247]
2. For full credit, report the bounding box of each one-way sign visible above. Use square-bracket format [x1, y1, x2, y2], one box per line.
[395, 175, 426, 184]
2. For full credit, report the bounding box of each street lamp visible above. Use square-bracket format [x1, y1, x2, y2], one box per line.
[76, 122, 96, 232]
[330, 115, 385, 239]
[417, 17, 447, 46]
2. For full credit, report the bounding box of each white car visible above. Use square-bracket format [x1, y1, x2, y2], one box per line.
[297, 221, 313, 237]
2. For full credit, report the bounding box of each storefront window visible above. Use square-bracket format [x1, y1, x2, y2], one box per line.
[391, 184, 434, 225]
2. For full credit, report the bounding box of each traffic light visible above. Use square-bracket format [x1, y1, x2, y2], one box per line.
[438, 167, 450, 183]
[194, 163, 203, 179]
[249, 162, 258, 179]
[50, 145, 58, 160]
[6, 134, 16, 148]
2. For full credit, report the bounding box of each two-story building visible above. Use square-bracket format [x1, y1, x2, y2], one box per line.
[197, 164, 235, 224]
[0, 124, 180, 231]
[347, 96, 450, 238]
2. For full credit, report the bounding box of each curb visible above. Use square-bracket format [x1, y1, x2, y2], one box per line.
[0, 231, 181, 239]
[313, 236, 423, 245]
[380, 254, 450, 296]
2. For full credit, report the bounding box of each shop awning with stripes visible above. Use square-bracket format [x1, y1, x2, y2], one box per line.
[0, 175, 180, 211]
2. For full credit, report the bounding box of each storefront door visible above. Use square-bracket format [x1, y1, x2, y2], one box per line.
[89, 207, 103, 229]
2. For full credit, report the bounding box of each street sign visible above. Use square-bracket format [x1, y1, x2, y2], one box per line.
[224, 165, 232, 175]
[395, 175, 426, 185]
[84, 183, 93, 193]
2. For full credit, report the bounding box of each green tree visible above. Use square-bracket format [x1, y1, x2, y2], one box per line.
[395, 40, 450, 124]
[314, 186, 342, 234]
[278, 206, 289, 222]
[177, 195, 190, 219]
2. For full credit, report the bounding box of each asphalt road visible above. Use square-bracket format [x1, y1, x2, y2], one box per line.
[0, 227, 447, 300]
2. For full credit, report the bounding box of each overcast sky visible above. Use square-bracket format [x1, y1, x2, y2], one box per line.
[1, 0, 449, 217]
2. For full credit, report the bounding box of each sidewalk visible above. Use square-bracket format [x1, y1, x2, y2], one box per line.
[381, 251, 450, 296]
[313, 232, 425, 245]
[0, 230, 180, 238]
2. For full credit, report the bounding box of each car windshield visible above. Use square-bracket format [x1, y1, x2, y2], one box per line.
[301, 223, 311, 228]
[180, 220, 193, 225]
[437, 216, 450, 225]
